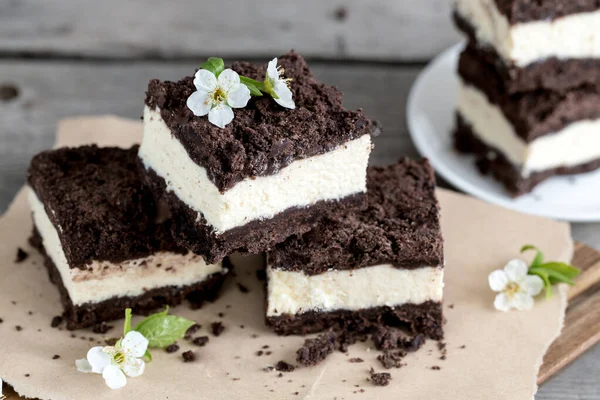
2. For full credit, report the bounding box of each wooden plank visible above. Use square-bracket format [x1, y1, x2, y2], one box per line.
[538, 243, 600, 384]
[0, 0, 459, 61]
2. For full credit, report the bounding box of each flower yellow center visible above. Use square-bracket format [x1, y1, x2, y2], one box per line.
[210, 87, 227, 107]
[504, 281, 521, 298]
[113, 350, 126, 365]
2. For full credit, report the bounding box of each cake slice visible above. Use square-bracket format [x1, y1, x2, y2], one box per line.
[138, 51, 374, 264]
[27, 145, 229, 330]
[455, 48, 600, 195]
[454, 0, 600, 92]
[266, 159, 444, 340]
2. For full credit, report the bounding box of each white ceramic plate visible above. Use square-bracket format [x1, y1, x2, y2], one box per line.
[406, 43, 600, 222]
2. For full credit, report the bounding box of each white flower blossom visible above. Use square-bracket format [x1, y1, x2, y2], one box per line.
[186, 68, 251, 128]
[76, 331, 149, 389]
[488, 259, 544, 311]
[265, 58, 295, 109]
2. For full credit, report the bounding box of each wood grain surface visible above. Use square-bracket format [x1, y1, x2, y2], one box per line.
[0, 0, 459, 61]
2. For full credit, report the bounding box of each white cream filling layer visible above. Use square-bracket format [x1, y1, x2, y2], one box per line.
[28, 188, 225, 306]
[455, 0, 600, 66]
[457, 80, 600, 176]
[266, 264, 444, 317]
[139, 106, 372, 234]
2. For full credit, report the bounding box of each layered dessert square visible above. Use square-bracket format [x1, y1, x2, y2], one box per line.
[266, 159, 444, 340]
[454, 48, 600, 195]
[27, 145, 228, 330]
[138, 51, 374, 264]
[454, 0, 600, 92]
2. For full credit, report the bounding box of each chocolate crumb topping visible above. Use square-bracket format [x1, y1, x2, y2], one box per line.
[296, 332, 337, 366]
[275, 361, 295, 372]
[369, 368, 391, 386]
[211, 322, 225, 336]
[166, 344, 180, 353]
[182, 350, 195, 362]
[193, 336, 209, 347]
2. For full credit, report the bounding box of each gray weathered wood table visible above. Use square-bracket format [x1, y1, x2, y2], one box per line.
[1, 1, 598, 398]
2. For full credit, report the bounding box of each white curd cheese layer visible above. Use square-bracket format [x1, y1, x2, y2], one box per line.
[457, 80, 600, 176]
[266, 264, 444, 317]
[455, 0, 600, 66]
[139, 106, 372, 234]
[28, 188, 225, 306]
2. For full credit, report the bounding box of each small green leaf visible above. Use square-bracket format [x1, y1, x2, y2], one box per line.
[529, 268, 553, 299]
[521, 245, 544, 267]
[537, 262, 581, 280]
[532, 267, 576, 286]
[143, 350, 153, 363]
[239, 76, 264, 96]
[123, 308, 132, 336]
[134, 307, 195, 349]
[200, 57, 225, 77]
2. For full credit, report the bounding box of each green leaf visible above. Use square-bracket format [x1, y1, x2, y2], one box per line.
[531, 266, 576, 286]
[529, 268, 553, 299]
[239, 76, 264, 96]
[200, 57, 225, 77]
[520, 244, 544, 268]
[134, 307, 195, 349]
[143, 350, 153, 363]
[123, 308, 132, 336]
[537, 262, 581, 280]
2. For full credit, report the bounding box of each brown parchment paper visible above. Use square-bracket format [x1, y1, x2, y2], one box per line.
[0, 116, 572, 400]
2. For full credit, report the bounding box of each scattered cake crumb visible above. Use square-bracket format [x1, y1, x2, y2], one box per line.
[15, 248, 29, 263]
[218, 312, 225, 318]
[166, 344, 180, 353]
[377, 350, 406, 369]
[431, 366, 441, 370]
[52, 355, 60, 360]
[182, 350, 195, 362]
[275, 361, 295, 372]
[369, 368, 391, 386]
[262, 345, 269, 349]
[28, 311, 33, 316]
[193, 336, 209, 347]
[263, 366, 274, 372]
[460, 345, 466, 349]
[236, 283, 250, 293]
[51, 315, 63, 328]
[185, 323, 201, 339]
[256, 350, 264, 356]
[348, 358, 364, 363]
[266, 351, 272, 355]
[277, 373, 283, 378]
[211, 322, 225, 336]
[15, 325, 22, 331]
[296, 332, 336, 366]
[0, 318, 3, 323]
[92, 322, 113, 334]
[24, 374, 30, 377]
[11, 301, 16, 305]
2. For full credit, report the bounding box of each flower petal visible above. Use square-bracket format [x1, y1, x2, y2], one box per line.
[493, 293, 511, 312]
[193, 69, 217, 92]
[488, 269, 508, 292]
[504, 259, 529, 281]
[121, 331, 149, 358]
[217, 69, 241, 94]
[227, 84, 251, 109]
[273, 81, 295, 109]
[267, 58, 279, 81]
[102, 365, 127, 390]
[122, 357, 145, 378]
[87, 346, 111, 373]
[523, 274, 544, 296]
[76, 358, 94, 373]
[208, 104, 234, 128]
[186, 90, 212, 117]
[512, 292, 535, 311]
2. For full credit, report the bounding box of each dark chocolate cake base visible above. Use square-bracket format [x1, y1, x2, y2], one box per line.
[454, 113, 600, 196]
[266, 301, 444, 340]
[454, 12, 600, 94]
[30, 228, 228, 330]
[141, 163, 366, 264]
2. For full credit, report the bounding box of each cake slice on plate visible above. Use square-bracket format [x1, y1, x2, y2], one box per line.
[138, 51, 374, 264]
[27, 145, 228, 330]
[454, 0, 600, 93]
[266, 159, 444, 340]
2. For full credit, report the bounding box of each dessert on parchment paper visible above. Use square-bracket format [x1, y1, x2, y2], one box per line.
[138, 51, 375, 264]
[453, 0, 600, 195]
[267, 159, 444, 340]
[27, 145, 228, 330]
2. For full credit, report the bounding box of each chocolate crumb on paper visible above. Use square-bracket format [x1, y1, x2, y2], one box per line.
[236, 283, 250, 293]
[50, 315, 63, 328]
[193, 336, 209, 347]
[211, 322, 225, 336]
[377, 350, 406, 369]
[431, 366, 441, 370]
[182, 350, 195, 362]
[52, 355, 60, 360]
[349, 357, 364, 363]
[15, 248, 29, 263]
[166, 344, 180, 353]
[184, 323, 202, 339]
[369, 368, 391, 386]
[275, 361, 295, 372]
[15, 325, 22, 331]
[296, 332, 336, 366]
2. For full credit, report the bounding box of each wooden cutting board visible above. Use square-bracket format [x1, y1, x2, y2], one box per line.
[4, 242, 600, 399]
